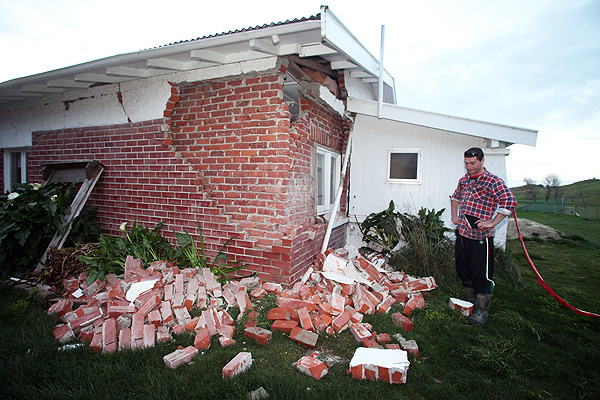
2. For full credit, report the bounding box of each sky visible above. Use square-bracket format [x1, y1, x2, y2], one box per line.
[0, 0, 598, 187]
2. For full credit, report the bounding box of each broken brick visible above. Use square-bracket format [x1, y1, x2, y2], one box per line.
[222, 352, 253, 378]
[289, 327, 319, 349]
[349, 348, 410, 384]
[391, 312, 414, 332]
[271, 319, 299, 334]
[296, 355, 328, 380]
[163, 346, 198, 369]
[448, 297, 473, 317]
[244, 327, 272, 345]
[194, 328, 211, 350]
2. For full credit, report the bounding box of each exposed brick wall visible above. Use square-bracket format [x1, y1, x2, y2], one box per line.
[26, 64, 349, 284]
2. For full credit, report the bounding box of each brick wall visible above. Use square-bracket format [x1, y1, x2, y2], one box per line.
[26, 65, 348, 284]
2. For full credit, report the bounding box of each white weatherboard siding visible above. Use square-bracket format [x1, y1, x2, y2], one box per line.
[347, 113, 511, 248]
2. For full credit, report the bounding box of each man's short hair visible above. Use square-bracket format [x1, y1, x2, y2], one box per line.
[464, 147, 484, 161]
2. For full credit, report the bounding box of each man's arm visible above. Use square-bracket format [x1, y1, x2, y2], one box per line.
[450, 198, 461, 225]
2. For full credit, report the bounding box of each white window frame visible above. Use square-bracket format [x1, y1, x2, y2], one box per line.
[386, 148, 422, 184]
[3, 149, 28, 193]
[316, 146, 341, 215]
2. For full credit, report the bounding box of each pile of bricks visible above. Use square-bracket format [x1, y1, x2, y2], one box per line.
[47, 246, 439, 385]
[49, 255, 258, 353]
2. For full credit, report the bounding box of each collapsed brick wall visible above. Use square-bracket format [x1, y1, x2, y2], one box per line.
[27, 65, 348, 284]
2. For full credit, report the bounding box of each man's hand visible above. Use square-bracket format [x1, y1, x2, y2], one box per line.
[476, 219, 495, 229]
[451, 215, 461, 225]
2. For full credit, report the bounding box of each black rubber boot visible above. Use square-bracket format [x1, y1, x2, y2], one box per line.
[463, 287, 476, 304]
[468, 293, 493, 326]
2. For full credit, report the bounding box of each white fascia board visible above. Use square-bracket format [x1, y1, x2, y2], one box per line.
[347, 97, 538, 147]
[320, 6, 395, 91]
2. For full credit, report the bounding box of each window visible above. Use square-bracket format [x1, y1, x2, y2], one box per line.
[316, 146, 341, 214]
[3, 149, 27, 192]
[386, 148, 422, 184]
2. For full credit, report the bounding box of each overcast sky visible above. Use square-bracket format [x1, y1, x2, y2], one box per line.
[1, 0, 598, 187]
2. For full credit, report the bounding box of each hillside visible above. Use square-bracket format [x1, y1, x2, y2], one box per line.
[511, 178, 600, 218]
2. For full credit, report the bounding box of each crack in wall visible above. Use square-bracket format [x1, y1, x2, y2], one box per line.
[116, 83, 132, 123]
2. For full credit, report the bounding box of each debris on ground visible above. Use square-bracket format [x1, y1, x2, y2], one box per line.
[448, 297, 474, 317]
[348, 347, 410, 384]
[46, 244, 440, 384]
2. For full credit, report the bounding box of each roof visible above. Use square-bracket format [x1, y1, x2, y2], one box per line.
[347, 97, 538, 146]
[0, 6, 395, 104]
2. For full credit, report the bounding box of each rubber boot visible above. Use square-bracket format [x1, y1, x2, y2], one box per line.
[463, 287, 476, 304]
[468, 293, 493, 326]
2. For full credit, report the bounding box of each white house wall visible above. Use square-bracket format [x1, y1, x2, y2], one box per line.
[0, 57, 279, 148]
[347, 113, 511, 248]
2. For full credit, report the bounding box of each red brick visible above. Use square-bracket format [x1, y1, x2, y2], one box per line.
[266, 307, 290, 321]
[244, 327, 272, 345]
[391, 312, 413, 332]
[289, 327, 318, 349]
[296, 355, 328, 380]
[194, 328, 212, 350]
[222, 352, 253, 378]
[163, 346, 198, 369]
[271, 319, 299, 334]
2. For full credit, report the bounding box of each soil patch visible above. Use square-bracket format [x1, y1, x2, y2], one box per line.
[507, 218, 562, 241]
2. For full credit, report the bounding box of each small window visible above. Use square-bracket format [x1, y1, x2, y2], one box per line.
[316, 146, 341, 214]
[3, 149, 28, 192]
[386, 149, 422, 184]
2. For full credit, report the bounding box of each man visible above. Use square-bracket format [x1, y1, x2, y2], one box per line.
[450, 147, 516, 325]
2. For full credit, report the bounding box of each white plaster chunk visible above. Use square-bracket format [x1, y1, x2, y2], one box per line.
[349, 347, 410, 370]
[125, 279, 159, 304]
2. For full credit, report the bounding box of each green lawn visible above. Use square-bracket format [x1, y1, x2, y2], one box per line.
[1, 211, 599, 399]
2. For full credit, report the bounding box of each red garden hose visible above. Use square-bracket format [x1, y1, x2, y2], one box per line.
[512, 211, 600, 319]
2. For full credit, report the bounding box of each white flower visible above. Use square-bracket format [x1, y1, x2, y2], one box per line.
[7, 192, 19, 200]
[50, 194, 58, 202]
[120, 222, 128, 232]
[30, 183, 42, 190]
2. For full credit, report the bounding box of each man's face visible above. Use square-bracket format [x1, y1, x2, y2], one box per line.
[464, 156, 484, 176]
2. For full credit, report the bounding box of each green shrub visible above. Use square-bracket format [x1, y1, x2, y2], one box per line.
[0, 182, 99, 277]
[77, 221, 173, 283]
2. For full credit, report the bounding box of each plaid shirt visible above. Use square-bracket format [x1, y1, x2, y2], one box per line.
[450, 168, 516, 240]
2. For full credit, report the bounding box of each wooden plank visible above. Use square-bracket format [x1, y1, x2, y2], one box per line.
[35, 161, 105, 271]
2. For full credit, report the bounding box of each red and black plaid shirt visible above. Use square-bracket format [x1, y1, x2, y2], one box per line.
[450, 168, 516, 240]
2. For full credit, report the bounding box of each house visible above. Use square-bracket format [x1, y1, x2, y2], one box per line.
[0, 6, 536, 283]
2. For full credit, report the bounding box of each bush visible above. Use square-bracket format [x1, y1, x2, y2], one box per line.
[0, 183, 99, 277]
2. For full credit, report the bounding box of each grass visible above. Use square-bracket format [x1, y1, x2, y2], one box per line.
[1, 211, 600, 399]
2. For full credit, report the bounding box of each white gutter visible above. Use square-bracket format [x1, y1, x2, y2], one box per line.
[321, 115, 354, 254]
[320, 6, 395, 91]
[377, 25, 385, 119]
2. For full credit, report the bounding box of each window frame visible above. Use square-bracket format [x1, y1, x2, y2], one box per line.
[386, 148, 422, 184]
[3, 149, 28, 193]
[316, 146, 341, 215]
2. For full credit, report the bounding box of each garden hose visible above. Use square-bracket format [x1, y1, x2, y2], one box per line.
[512, 211, 600, 319]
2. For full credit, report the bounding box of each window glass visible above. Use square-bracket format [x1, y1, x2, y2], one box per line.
[316, 147, 341, 214]
[317, 152, 325, 206]
[3, 150, 27, 192]
[387, 149, 421, 184]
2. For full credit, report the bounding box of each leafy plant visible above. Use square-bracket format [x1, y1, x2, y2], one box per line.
[78, 221, 173, 283]
[357, 200, 402, 254]
[0, 182, 99, 277]
[174, 223, 249, 283]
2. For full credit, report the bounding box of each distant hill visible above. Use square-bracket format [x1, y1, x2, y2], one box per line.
[511, 178, 599, 218]
[511, 178, 600, 199]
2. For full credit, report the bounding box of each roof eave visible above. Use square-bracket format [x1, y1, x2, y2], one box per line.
[347, 97, 538, 147]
